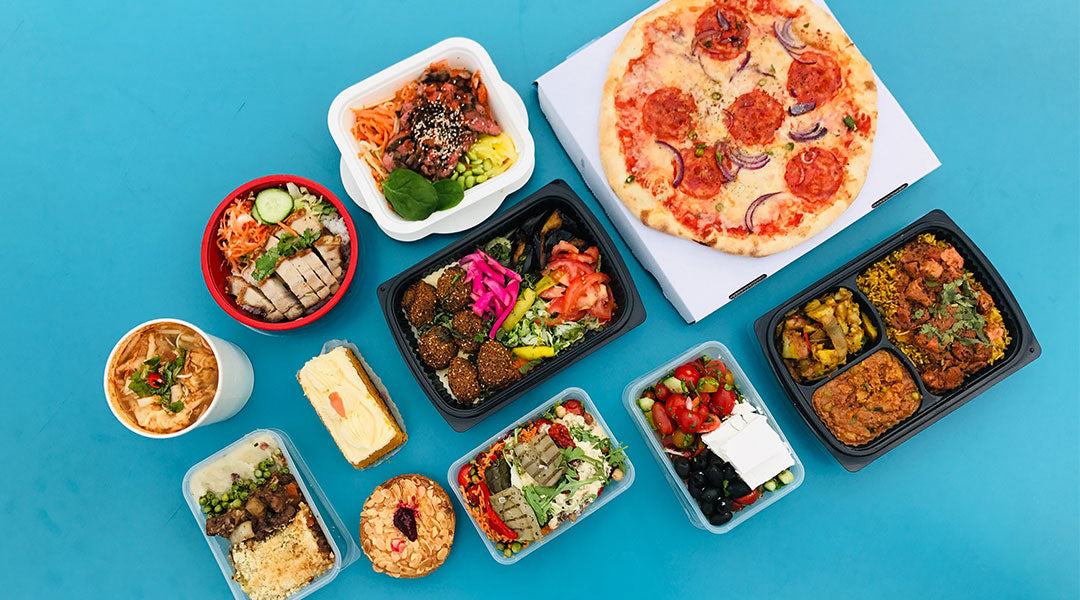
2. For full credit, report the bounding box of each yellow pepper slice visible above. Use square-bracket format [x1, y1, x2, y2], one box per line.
[501, 288, 537, 332]
[512, 346, 555, 360]
[533, 276, 558, 294]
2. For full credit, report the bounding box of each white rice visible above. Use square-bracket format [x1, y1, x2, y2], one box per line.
[321, 214, 350, 246]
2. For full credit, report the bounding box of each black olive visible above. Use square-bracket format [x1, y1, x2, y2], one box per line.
[673, 457, 691, 479]
[688, 483, 706, 500]
[709, 511, 733, 526]
[716, 497, 733, 513]
[698, 499, 715, 516]
[726, 478, 751, 498]
[701, 487, 721, 502]
[704, 464, 725, 487]
[706, 450, 723, 466]
[720, 462, 737, 480]
[691, 453, 709, 472]
[689, 472, 706, 487]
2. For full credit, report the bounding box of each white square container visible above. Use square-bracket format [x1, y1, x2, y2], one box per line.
[182, 429, 361, 600]
[328, 37, 535, 241]
[446, 387, 635, 564]
[622, 341, 804, 534]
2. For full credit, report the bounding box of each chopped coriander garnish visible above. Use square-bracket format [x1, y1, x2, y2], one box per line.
[688, 130, 699, 140]
[769, 64, 776, 74]
[757, 78, 767, 87]
[711, 91, 722, 100]
[714, 202, 724, 211]
[843, 115, 857, 130]
[694, 143, 706, 157]
[784, 142, 795, 151]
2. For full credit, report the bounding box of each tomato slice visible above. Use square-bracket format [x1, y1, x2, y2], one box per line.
[734, 489, 760, 505]
[652, 406, 675, 435]
[563, 399, 583, 415]
[457, 464, 472, 487]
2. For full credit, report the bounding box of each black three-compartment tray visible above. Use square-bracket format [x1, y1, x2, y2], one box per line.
[377, 180, 646, 432]
[753, 210, 1040, 471]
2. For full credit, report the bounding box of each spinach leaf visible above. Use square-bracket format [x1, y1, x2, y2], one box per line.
[383, 169, 438, 221]
[433, 179, 465, 211]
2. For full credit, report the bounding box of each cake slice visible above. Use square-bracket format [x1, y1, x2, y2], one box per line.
[298, 346, 406, 468]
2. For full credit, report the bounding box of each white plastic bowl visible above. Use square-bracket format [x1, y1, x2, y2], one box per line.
[103, 318, 254, 439]
[328, 37, 535, 241]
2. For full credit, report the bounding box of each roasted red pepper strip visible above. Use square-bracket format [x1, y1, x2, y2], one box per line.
[476, 482, 518, 540]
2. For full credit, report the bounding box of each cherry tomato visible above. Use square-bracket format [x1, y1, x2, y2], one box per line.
[734, 489, 760, 505]
[674, 364, 701, 387]
[711, 388, 736, 416]
[665, 395, 689, 418]
[692, 393, 711, 411]
[653, 384, 671, 401]
[457, 464, 473, 487]
[642, 388, 657, 401]
[697, 376, 720, 393]
[563, 399, 584, 415]
[692, 413, 722, 433]
[704, 359, 727, 375]
[652, 406, 675, 435]
[674, 409, 701, 433]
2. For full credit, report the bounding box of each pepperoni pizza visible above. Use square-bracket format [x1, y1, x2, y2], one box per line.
[599, 0, 877, 257]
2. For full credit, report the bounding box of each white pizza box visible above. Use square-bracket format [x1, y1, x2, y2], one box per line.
[536, 0, 940, 323]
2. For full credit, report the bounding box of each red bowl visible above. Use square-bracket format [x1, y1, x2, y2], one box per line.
[201, 175, 359, 331]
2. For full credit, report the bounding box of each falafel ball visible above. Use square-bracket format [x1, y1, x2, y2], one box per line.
[451, 310, 485, 354]
[402, 281, 437, 328]
[477, 340, 521, 390]
[417, 325, 458, 369]
[436, 266, 470, 312]
[446, 357, 482, 402]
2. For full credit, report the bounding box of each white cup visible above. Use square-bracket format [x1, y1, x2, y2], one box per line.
[104, 318, 254, 438]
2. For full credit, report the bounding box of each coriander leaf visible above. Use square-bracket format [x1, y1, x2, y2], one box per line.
[433, 179, 465, 211]
[383, 169, 438, 221]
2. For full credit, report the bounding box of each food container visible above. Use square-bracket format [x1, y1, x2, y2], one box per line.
[376, 179, 646, 431]
[622, 341, 804, 534]
[104, 318, 254, 439]
[201, 174, 360, 332]
[754, 210, 1041, 471]
[328, 37, 535, 242]
[446, 387, 634, 564]
[182, 429, 361, 600]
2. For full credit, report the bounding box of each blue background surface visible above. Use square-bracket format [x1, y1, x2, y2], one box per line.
[2, 0, 1077, 597]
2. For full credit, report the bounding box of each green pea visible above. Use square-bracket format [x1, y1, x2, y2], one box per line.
[239, 491, 248, 500]
[254, 470, 262, 478]
[455, 162, 467, 173]
[215, 504, 224, 513]
[280, 468, 289, 475]
[221, 493, 229, 502]
[199, 496, 207, 506]
[231, 499, 242, 509]
[511, 542, 522, 552]
[464, 175, 476, 188]
[476, 174, 487, 184]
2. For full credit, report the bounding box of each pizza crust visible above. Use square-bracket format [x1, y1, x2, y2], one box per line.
[600, 0, 877, 257]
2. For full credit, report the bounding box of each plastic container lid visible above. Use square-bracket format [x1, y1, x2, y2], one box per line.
[447, 387, 635, 564]
[327, 37, 535, 241]
[622, 341, 804, 534]
[182, 429, 361, 599]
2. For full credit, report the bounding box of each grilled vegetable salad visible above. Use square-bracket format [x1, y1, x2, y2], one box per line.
[456, 398, 627, 558]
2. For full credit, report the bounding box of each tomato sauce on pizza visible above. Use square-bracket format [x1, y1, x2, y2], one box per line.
[600, 0, 877, 257]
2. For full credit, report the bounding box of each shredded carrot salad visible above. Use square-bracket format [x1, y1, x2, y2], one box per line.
[216, 197, 270, 271]
[350, 101, 399, 151]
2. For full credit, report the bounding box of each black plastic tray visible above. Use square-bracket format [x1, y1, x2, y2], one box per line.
[753, 210, 1040, 471]
[377, 180, 646, 432]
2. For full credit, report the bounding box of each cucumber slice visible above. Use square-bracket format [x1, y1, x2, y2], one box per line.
[254, 188, 294, 224]
[763, 479, 778, 492]
[637, 397, 655, 411]
[777, 469, 795, 485]
[250, 203, 266, 225]
[663, 376, 686, 394]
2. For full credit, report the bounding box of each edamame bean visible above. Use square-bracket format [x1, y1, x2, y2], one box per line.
[465, 175, 475, 188]
[476, 174, 487, 184]
[455, 162, 466, 173]
[483, 159, 493, 171]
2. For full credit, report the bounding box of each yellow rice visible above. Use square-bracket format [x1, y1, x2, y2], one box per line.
[856, 233, 1010, 368]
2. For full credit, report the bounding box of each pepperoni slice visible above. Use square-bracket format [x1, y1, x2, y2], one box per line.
[642, 87, 696, 139]
[724, 90, 785, 146]
[694, 6, 749, 61]
[787, 51, 842, 108]
[680, 148, 727, 199]
[785, 148, 845, 203]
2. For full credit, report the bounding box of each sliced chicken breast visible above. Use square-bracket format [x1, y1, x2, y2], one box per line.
[266, 233, 320, 308]
[297, 249, 338, 289]
[313, 235, 344, 280]
[227, 276, 285, 322]
[241, 264, 303, 320]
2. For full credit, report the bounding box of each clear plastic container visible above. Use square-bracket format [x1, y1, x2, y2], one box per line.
[182, 429, 361, 599]
[327, 37, 535, 242]
[622, 341, 804, 534]
[446, 387, 635, 564]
